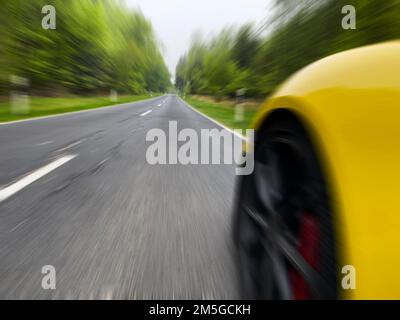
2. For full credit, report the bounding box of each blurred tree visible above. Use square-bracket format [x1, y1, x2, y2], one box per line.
[0, 0, 170, 95]
[176, 0, 400, 98]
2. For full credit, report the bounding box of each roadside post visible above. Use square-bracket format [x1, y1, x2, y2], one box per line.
[110, 89, 118, 102]
[10, 75, 30, 115]
[235, 88, 246, 122]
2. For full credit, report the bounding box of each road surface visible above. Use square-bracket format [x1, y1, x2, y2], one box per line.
[0, 95, 240, 299]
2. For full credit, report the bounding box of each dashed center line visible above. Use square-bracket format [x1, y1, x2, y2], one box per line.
[57, 140, 83, 152]
[36, 141, 54, 146]
[140, 110, 152, 117]
[0, 154, 77, 203]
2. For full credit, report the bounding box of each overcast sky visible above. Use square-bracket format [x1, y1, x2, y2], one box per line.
[125, 0, 272, 78]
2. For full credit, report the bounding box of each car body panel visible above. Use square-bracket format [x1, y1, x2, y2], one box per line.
[254, 41, 400, 299]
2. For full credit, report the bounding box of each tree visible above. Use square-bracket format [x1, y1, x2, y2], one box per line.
[176, 0, 400, 98]
[0, 0, 171, 95]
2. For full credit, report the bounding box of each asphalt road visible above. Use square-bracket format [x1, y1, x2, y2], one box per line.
[0, 94, 240, 299]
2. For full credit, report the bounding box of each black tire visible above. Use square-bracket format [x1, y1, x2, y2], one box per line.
[233, 113, 338, 300]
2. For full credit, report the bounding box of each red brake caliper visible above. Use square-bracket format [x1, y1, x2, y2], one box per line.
[290, 213, 320, 300]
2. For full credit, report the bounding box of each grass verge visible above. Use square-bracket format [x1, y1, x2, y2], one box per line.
[184, 96, 260, 130]
[0, 94, 156, 123]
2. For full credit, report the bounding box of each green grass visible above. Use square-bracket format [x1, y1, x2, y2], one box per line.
[185, 96, 258, 130]
[0, 94, 156, 123]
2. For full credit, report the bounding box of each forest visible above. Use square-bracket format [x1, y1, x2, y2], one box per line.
[175, 0, 400, 98]
[0, 0, 171, 96]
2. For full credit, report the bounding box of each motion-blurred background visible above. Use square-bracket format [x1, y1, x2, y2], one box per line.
[1, 0, 399, 124]
[0, 0, 171, 122]
[176, 0, 400, 111]
[0, 0, 400, 300]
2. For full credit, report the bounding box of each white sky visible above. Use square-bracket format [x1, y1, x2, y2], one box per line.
[125, 0, 272, 78]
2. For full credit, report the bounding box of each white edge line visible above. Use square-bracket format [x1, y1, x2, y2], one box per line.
[0, 154, 77, 203]
[140, 110, 152, 117]
[0, 95, 167, 126]
[178, 97, 247, 141]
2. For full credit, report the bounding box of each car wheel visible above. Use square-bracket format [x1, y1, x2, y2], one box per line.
[233, 114, 338, 299]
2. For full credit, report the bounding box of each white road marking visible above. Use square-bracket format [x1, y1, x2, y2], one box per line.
[0, 154, 77, 203]
[36, 141, 53, 146]
[140, 110, 152, 117]
[96, 157, 111, 167]
[158, 103, 162, 107]
[57, 140, 83, 152]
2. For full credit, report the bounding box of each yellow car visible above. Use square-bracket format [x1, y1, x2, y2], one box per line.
[233, 41, 400, 300]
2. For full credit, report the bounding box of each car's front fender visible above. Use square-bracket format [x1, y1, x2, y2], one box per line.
[254, 41, 400, 299]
